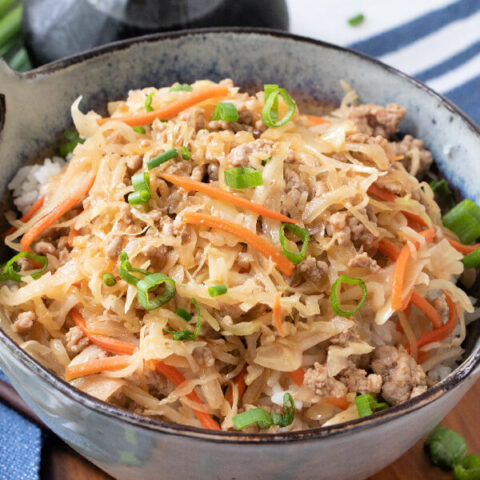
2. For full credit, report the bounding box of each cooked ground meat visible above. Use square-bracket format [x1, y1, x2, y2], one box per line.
[392, 134, 433, 176]
[125, 154, 143, 172]
[177, 106, 205, 131]
[144, 244, 169, 270]
[235, 251, 253, 273]
[348, 103, 406, 138]
[207, 162, 219, 181]
[338, 366, 382, 394]
[65, 326, 89, 355]
[348, 252, 380, 272]
[371, 345, 427, 405]
[13, 311, 36, 335]
[227, 139, 273, 168]
[304, 363, 348, 398]
[298, 256, 328, 284]
[34, 240, 57, 257]
[326, 211, 375, 247]
[191, 164, 206, 182]
[105, 236, 123, 259]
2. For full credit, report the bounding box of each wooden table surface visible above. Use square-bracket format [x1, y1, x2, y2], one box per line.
[41, 379, 480, 480]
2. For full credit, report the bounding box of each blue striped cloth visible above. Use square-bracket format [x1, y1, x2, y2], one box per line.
[1, 2, 478, 479]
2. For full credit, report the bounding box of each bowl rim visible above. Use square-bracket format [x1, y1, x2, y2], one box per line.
[1, 27, 479, 444]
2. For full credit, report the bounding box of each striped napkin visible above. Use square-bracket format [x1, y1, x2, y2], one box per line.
[0, 2, 478, 479]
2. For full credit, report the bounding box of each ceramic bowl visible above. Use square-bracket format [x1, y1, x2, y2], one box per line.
[0, 29, 479, 480]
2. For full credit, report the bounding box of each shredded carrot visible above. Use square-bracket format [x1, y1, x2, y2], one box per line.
[410, 292, 443, 329]
[67, 228, 79, 248]
[97, 85, 229, 127]
[155, 361, 220, 430]
[182, 211, 295, 276]
[2, 196, 45, 238]
[69, 307, 137, 356]
[323, 397, 350, 410]
[403, 211, 428, 230]
[20, 172, 95, 252]
[377, 238, 400, 261]
[303, 114, 330, 125]
[160, 173, 299, 225]
[417, 350, 430, 364]
[273, 292, 285, 337]
[287, 367, 305, 386]
[65, 355, 131, 381]
[446, 237, 480, 255]
[225, 367, 246, 406]
[391, 243, 412, 311]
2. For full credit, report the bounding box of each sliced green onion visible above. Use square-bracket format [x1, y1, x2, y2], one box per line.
[136, 273, 176, 311]
[103, 273, 117, 287]
[132, 126, 146, 134]
[169, 84, 193, 92]
[145, 92, 155, 112]
[279, 223, 309, 264]
[454, 455, 480, 480]
[128, 172, 151, 206]
[443, 199, 480, 244]
[0, 5, 22, 51]
[224, 167, 263, 189]
[127, 190, 150, 205]
[262, 156, 272, 166]
[175, 307, 192, 322]
[355, 394, 388, 418]
[0, 252, 48, 283]
[462, 248, 480, 268]
[181, 146, 190, 160]
[164, 298, 201, 340]
[262, 85, 296, 128]
[147, 148, 178, 170]
[348, 13, 365, 26]
[211, 102, 239, 122]
[118, 251, 149, 286]
[58, 129, 85, 156]
[271, 392, 295, 427]
[430, 179, 456, 213]
[424, 426, 468, 469]
[233, 408, 273, 430]
[330, 275, 367, 317]
[208, 284, 227, 297]
[0, 0, 15, 19]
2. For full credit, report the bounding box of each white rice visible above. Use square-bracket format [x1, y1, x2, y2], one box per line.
[8, 156, 66, 214]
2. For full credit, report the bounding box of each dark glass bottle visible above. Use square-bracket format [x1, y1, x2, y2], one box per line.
[23, 0, 289, 66]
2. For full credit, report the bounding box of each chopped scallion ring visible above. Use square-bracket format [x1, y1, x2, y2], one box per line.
[211, 102, 239, 122]
[271, 392, 295, 427]
[103, 273, 117, 287]
[355, 394, 388, 418]
[279, 223, 309, 264]
[164, 298, 200, 340]
[175, 307, 192, 322]
[118, 251, 149, 286]
[0, 252, 48, 283]
[442, 199, 480, 244]
[145, 92, 155, 112]
[462, 248, 480, 269]
[58, 129, 84, 156]
[147, 148, 178, 170]
[330, 275, 367, 317]
[224, 167, 263, 189]
[137, 272, 176, 311]
[132, 126, 146, 134]
[208, 284, 227, 297]
[181, 146, 190, 160]
[169, 84, 193, 92]
[128, 171, 151, 206]
[262, 85, 296, 128]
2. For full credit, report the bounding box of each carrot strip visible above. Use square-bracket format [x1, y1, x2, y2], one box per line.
[410, 292, 443, 329]
[69, 307, 137, 356]
[182, 211, 295, 276]
[2, 196, 45, 238]
[155, 361, 220, 430]
[160, 173, 299, 225]
[287, 367, 305, 386]
[67, 228, 79, 248]
[377, 238, 400, 261]
[20, 172, 95, 252]
[225, 367, 247, 406]
[415, 293, 458, 350]
[391, 243, 411, 311]
[273, 292, 285, 337]
[323, 397, 351, 410]
[97, 85, 229, 127]
[303, 114, 330, 125]
[65, 355, 131, 381]
[446, 237, 480, 255]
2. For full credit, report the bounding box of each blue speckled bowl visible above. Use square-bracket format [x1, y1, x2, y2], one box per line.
[0, 29, 479, 480]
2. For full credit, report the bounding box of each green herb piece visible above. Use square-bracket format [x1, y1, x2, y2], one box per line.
[169, 84, 193, 92]
[262, 156, 272, 166]
[58, 129, 85, 156]
[462, 248, 480, 269]
[128, 172, 151, 206]
[144, 92, 155, 112]
[211, 102, 239, 122]
[103, 273, 117, 287]
[118, 251, 150, 286]
[208, 284, 227, 297]
[348, 14, 365, 26]
[164, 298, 201, 340]
[354, 394, 388, 418]
[271, 392, 295, 427]
[147, 148, 178, 170]
[136, 273, 176, 311]
[454, 455, 480, 480]
[224, 167, 263, 189]
[330, 275, 367, 317]
[175, 307, 192, 322]
[425, 426, 468, 469]
[181, 146, 190, 160]
[132, 126, 146, 134]
[0, 5, 22, 51]
[262, 84, 296, 128]
[442, 199, 480, 244]
[0, 252, 48, 283]
[279, 223, 309, 265]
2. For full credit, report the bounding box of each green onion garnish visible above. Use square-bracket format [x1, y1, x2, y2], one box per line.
[0, 252, 48, 283]
[454, 454, 480, 479]
[233, 392, 295, 430]
[424, 426, 468, 469]
[103, 273, 117, 287]
[181, 146, 190, 160]
[136, 273, 177, 311]
[145, 92, 155, 112]
[58, 129, 85, 156]
[170, 84, 193, 92]
[132, 126, 146, 134]
[279, 223, 309, 264]
[348, 13, 365, 26]
[118, 251, 150, 286]
[208, 284, 227, 297]
[224, 167, 263, 189]
[442, 199, 480, 244]
[175, 307, 192, 322]
[462, 248, 480, 269]
[128, 172, 151, 206]
[164, 298, 201, 340]
[211, 102, 239, 122]
[262, 84, 296, 128]
[330, 275, 367, 317]
[147, 148, 178, 170]
[354, 394, 388, 418]
[262, 156, 272, 166]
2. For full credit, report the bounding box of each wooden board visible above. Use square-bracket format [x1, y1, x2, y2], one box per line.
[42, 379, 480, 479]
